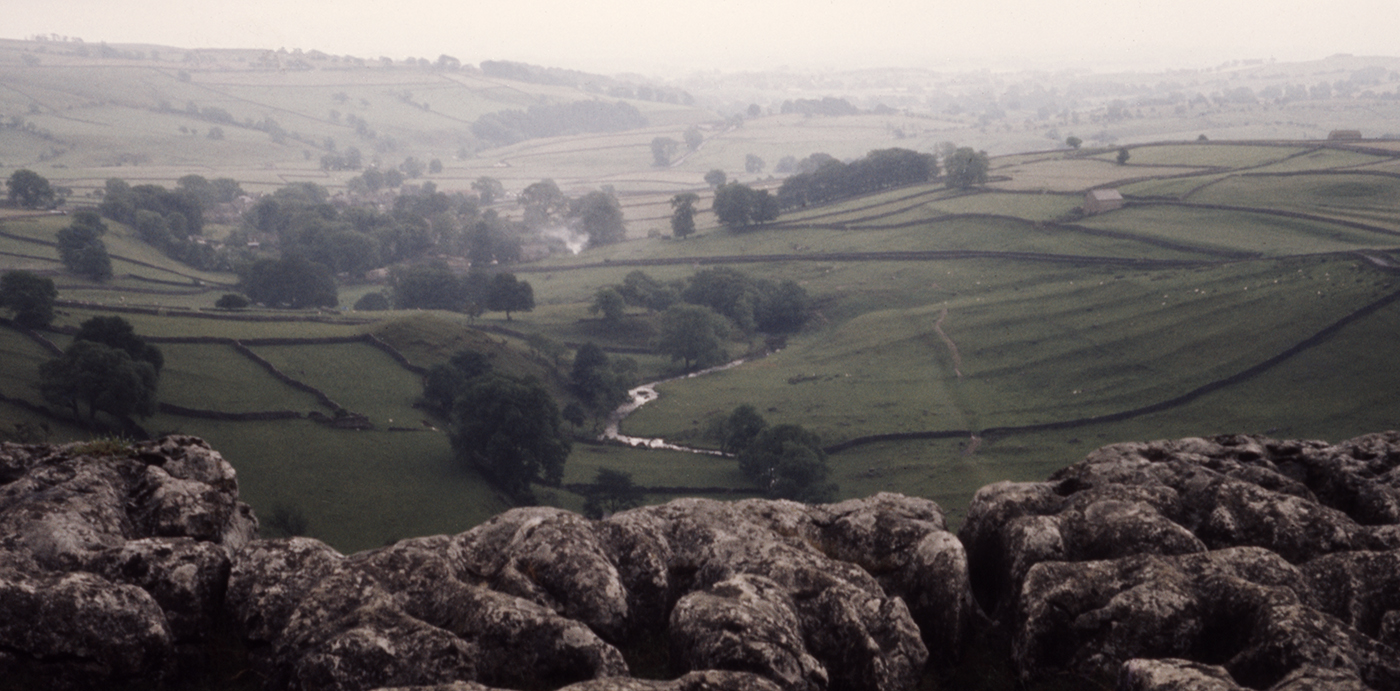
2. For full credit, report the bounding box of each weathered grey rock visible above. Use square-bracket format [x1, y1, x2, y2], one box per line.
[1117, 658, 1241, 691]
[0, 437, 257, 689]
[0, 567, 172, 688]
[88, 536, 231, 642]
[968, 432, 1400, 691]
[669, 574, 826, 691]
[372, 670, 785, 691]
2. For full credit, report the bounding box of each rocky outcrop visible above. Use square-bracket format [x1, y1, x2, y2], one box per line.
[227, 494, 967, 691]
[959, 431, 1400, 690]
[7, 431, 1400, 691]
[0, 436, 256, 689]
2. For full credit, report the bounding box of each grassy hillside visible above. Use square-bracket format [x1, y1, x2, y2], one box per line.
[6, 124, 1400, 543]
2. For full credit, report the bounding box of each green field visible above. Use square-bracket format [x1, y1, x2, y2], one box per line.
[7, 110, 1400, 548]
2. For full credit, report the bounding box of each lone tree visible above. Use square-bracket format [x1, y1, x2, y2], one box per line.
[944, 147, 990, 189]
[589, 286, 626, 325]
[0, 270, 58, 328]
[6, 169, 58, 209]
[703, 169, 727, 188]
[486, 273, 534, 320]
[1066, 136, 1083, 150]
[570, 190, 626, 247]
[745, 153, 765, 174]
[651, 137, 679, 167]
[683, 126, 704, 151]
[669, 192, 699, 239]
[56, 211, 112, 281]
[1116, 147, 1131, 165]
[449, 373, 570, 503]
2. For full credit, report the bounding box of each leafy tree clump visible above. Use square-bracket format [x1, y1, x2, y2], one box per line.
[569, 342, 634, 418]
[421, 349, 493, 414]
[449, 373, 570, 503]
[570, 190, 626, 247]
[737, 422, 836, 503]
[215, 293, 251, 309]
[712, 183, 778, 230]
[704, 169, 727, 188]
[6, 169, 59, 209]
[651, 137, 679, 167]
[745, 153, 765, 174]
[56, 211, 113, 281]
[352, 291, 391, 311]
[944, 147, 990, 189]
[1116, 147, 1132, 165]
[472, 177, 505, 204]
[582, 467, 645, 519]
[655, 304, 730, 371]
[242, 256, 338, 308]
[590, 287, 626, 325]
[777, 149, 936, 209]
[670, 193, 699, 239]
[0, 270, 58, 328]
[39, 316, 162, 424]
[1066, 136, 1083, 150]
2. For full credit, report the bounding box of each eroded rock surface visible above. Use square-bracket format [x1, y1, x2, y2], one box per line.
[959, 431, 1400, 690]
[0, 436, 256, 688]
[230, 494, 966, 691]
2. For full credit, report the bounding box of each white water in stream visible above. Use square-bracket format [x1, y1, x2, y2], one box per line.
[599, 358, 750, 455]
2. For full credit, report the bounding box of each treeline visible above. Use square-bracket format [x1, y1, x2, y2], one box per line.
[779, 97, 859, 116]
[776, 148, 937, 210]
[599, 267, 811, 336]
[472, 101, 648, 147]
[99, 175, 244, 270]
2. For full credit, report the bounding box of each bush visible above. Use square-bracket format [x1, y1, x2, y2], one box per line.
[353, 291, 391, 311]
[215, 293, 250, 309]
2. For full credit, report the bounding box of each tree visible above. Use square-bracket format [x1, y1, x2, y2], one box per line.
[56, 211, 112, 281]
[422, 349, 492, 413]
[669, 192, 699, 239]
[519, 179, 569, 229]
[747, 104, 762, 118]
[449, 373, 570, 503]
[718, 404, 767, 455]
[944, 147, 989, 189]
[590, 286, 626, 325]
[40, 341, 158, 424]
[472, 176, 506, 205]
[352, 292, 390, 311]
[737, 424, 836, 502]
[704, 169, 727, 188]
[1116, 147, 1131, 165]
[7, 169, 58, 209]
[486, 273, 534, 320]
[73, 316, 164, 373]
[242, 256, 338, 308]
[745, 154, 765, 174]
[651, 137, 679, 167]
[683, 126, 704, 151]
[656, 304, 729, 370]
[712, 183, 778, 230]
[0, 270, 58, 328]
[582, 467, 645, 519]
[428, 158, 443, 174]
[570, 190, 626, 247]
[1066, 136, 1083, 150]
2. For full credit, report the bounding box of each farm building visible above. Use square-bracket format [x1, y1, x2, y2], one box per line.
[1083, 188, 1124, 214]
[1328, 130, 1363, 141]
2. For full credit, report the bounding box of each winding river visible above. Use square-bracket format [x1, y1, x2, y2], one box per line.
[598, 358, 750, 455]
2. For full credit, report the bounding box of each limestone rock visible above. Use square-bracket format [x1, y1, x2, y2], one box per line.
[963, 432, 1400, 691]
[0, 437, 256, 688]
[371, 670, 785, 691]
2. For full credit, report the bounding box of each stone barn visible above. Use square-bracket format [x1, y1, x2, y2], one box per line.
[1328, 129, 1363, 141]
[1083, 188, 1124, 214]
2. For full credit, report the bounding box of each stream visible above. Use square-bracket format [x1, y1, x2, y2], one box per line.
[598, 357, 750, 455]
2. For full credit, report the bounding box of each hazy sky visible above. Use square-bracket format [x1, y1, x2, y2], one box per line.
[8, 0, 1397, 75]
